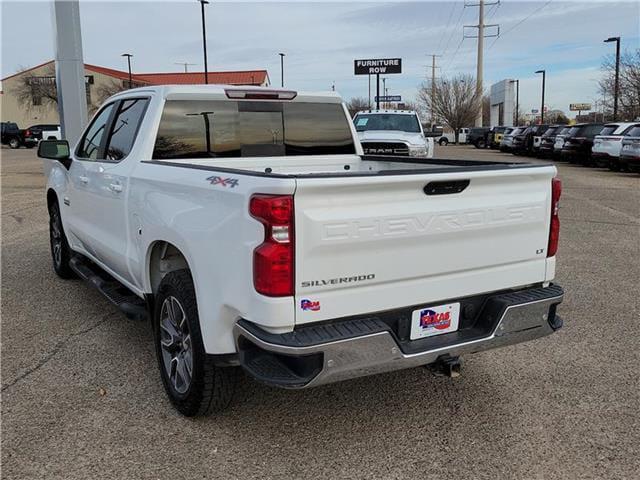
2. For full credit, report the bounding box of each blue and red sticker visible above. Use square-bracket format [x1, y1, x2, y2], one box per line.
[301, 299, 321, 311]
[419, 309, 451, 330]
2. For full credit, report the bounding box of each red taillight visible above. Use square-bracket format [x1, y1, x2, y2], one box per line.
[250, 194, 294, 296]
[547, 178, 562, 257]
[25, 129, 31, 136]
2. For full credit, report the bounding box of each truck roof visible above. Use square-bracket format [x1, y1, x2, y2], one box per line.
[355, 109, 418, 115]
[107, 84, 344, 104]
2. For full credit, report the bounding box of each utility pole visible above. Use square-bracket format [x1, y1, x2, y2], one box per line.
[464, 0, 500, 127]
[476, 0, 484, 127]
[174, 62, 197, 73]
[426, 54, 441, 125]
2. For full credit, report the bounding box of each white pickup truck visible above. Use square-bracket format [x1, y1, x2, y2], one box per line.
[39, 85, 564, 417]
[353, 109, 434, 158]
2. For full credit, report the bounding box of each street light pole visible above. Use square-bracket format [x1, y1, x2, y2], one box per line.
[382, 77, 386, 108]
[121, 53, 133, 88]
[535, 70, 546, 124]
[510, 79, 519, 126]
[278, 53, 285, 87]
[604, 36, 621, 121]
[198, 0, 209, 84]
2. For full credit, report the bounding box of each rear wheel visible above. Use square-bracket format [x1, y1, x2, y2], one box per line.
[8, 137, 20, 149]
[475, 139, 486, 149]
[49, 199, 75, 279]
[154, 269, 237, 416]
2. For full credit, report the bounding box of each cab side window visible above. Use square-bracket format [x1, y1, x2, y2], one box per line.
[76, 103, 115, 160]
[105, 98, 149, 161]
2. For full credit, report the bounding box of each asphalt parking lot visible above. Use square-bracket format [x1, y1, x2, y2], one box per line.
[2, 145, 639, 479]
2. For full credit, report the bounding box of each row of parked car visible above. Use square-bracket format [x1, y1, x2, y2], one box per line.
[0, 121, 61, 149]
[485, 122, 640, 172]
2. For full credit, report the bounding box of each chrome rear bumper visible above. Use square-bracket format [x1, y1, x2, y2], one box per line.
[234, 285, 564, 389]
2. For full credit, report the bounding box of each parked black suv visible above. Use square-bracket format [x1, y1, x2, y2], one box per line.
[561, 123, 604, 165]
[538, 125, 563, 158]
[467, 127, 491, 148]
[513, 124, 549, 155]
[1, 122, 23, 149]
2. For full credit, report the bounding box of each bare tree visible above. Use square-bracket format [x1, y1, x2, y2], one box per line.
[418, 74, 481, 143]
[545, 110, 570, 125]
[598, 48, 640, 121]
[92, 79, 129, 112]
[9, 64, 59, 112]
[10, 64, 132, 114]
[345, 97, 370, 117]
[398, 100, 428, 119]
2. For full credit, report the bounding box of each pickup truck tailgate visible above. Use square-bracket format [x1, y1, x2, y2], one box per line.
[294, 166, 555, 324]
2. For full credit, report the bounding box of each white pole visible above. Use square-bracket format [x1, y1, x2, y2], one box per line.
[52, 0, 88, 145]
[475, 0, 484, 127]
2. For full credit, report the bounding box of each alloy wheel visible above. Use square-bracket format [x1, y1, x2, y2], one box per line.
[50, 207, 63, 267]
[159, 296, 193, 394]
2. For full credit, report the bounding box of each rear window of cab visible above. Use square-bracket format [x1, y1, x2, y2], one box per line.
[153, 100, 355, 159]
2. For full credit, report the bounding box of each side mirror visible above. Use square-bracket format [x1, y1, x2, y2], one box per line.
[38, 140, 71, 169]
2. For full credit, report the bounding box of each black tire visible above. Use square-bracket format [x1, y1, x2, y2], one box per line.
[439, 138, 448, 146]
[49, 199, 75, 279]
[609, 160, 621, 172]
[9, 137, 20, 149]
[475, 139, 486, 149]
[154, 269, 237, 416]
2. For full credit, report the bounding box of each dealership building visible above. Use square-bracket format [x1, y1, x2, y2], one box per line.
[0, 60, 270, 127]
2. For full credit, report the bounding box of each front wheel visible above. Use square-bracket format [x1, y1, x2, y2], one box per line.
[439, 138, 449, 146]
[154, 269, 237, 416]
[49, 200, 75, 279]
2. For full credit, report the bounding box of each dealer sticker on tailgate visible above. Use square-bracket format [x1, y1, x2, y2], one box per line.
[410, 302, 460, 340]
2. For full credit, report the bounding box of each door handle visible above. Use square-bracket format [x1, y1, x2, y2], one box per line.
[79, 176, 89, 184]
[109, 183, 123, 193]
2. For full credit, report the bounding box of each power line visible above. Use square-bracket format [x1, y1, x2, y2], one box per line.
[436, 2, 458, 53]
[442, 36, 466, 74]
[441, 2, 467, 57]
[485, 1, 500, 21]
[488, 0, 553, 49]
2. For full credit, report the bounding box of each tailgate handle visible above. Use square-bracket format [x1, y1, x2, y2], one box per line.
[424, 180, 470, 195]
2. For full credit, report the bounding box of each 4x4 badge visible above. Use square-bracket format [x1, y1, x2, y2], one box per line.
[206, 176, 239, 188]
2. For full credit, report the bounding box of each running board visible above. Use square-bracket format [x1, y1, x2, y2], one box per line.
[69, 255, 147, 320]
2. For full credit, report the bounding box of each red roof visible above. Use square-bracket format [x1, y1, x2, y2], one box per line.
[2, 60, 269, 86]
[133, 70, 268, 86]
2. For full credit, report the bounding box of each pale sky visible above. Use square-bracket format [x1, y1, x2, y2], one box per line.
[2, 0, 639, 118]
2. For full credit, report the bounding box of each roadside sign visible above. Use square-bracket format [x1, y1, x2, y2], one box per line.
[354, 58, 402, 75]
[375, 95, 401, 102]
[570, 103, 591, 111]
